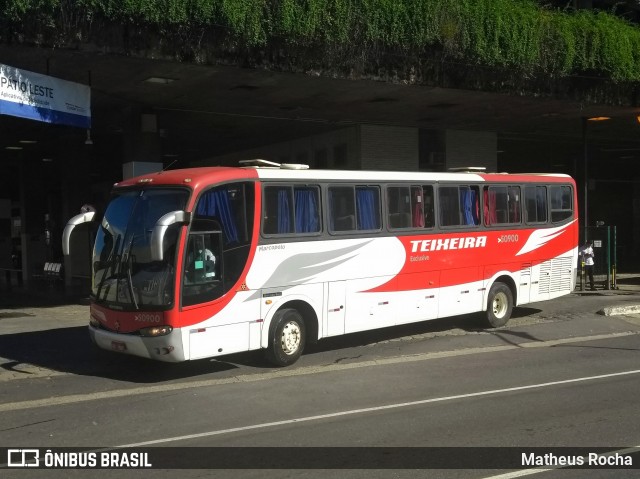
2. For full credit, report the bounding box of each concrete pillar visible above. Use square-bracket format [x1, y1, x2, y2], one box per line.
[634, 178, 640, 268]
[121, 110, 162, 179]
[0, 199, 10, 269]
[445, 130, 497, 172]
[359, 125, 418, 171]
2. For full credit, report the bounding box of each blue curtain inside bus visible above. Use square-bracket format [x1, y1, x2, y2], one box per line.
[294, 189, 319, 233]
[277, 189, 291, 234]
[196, 188, 239, 244]
[356, 188, 379, 230]
[460, 188, 479, 226]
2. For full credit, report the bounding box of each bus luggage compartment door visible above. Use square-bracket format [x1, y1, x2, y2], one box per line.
[518, 263, 532, 305]
[326, 281, 346, 337]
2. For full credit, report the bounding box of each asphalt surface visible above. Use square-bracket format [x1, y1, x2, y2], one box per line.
[2, 276, 640, 479]
[1, 274, 640, 380]
[2, 275, 640, 331]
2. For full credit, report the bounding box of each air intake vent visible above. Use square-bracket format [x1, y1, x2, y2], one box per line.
[550, 257, 573, 293]
[239, 159, 309, 169]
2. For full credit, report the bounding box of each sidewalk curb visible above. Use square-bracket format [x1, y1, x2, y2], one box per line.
[598, 304, 640, 316]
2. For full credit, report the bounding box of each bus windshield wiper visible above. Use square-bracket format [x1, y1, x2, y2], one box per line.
[119, 233, 139, 310]
[95, 234, 121, 302]
[126, 252, 139, 310]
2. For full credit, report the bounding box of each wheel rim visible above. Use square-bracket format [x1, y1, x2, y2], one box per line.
[280, 321, 301, 355]
[492, 291, 508, 319]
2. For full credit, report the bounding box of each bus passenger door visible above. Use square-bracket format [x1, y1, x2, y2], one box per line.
[326, 281, 346, 337]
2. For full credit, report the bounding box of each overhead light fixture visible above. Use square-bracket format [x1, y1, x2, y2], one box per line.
[19, 140, 37, 144]
[587, 116, 611, 121]
[144, 77, 175, 84]
[42, 158, 54, 162]
[636, 115, 640, 124]
[5, 146, 23, 150]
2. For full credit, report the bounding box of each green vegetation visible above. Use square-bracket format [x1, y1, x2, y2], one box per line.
[2, 0, 640, 81]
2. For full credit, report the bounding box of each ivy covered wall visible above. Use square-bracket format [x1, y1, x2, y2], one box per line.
[1, 0, 639, 97]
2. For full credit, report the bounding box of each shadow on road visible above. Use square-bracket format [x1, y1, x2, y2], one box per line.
[617, 276, 640, 286]
[0, 327, 239, 383]
[243, 307, 543, 368]
[0, 306, 545, 382]
[0, 289, 90, 309]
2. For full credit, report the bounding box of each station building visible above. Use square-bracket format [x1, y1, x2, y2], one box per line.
[1, 2, 640, 290]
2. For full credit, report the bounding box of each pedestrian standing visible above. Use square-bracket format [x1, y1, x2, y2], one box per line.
[580, 240, 595, 291]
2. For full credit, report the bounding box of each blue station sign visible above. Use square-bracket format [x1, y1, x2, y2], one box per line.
[0, 63, 91, 128]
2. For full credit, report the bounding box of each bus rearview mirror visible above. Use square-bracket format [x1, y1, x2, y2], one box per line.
[150, 210, 191, 262]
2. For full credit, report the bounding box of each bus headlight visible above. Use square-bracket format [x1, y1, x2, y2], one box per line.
[89, 318, 101, 328]
[139, 325, 173, 337]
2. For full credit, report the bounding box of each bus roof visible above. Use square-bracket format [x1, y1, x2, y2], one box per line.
[255, 168, 573, 183]
[113, 166, 258, 189]
[113, 165, 573, 189]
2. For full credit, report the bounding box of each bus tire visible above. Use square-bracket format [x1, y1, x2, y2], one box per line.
[485, 282, 513, 328]
[266, 308, 306, 367]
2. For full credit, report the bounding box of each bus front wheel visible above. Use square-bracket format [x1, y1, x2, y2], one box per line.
[485, 282, 513, 328]
[266, 308, 306, 367]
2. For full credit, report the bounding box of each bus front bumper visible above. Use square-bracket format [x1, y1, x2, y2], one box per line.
[89, 325, 186, 362]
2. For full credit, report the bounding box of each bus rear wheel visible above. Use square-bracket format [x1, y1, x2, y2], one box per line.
[485, 282, 513, 328]
[266, 308, 306, 367]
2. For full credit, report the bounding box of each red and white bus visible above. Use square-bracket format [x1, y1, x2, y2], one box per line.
[63, 162, 578, 366]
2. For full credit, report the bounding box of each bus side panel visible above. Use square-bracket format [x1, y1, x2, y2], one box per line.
[438, 267, 482, 318]
[394, 271, 440, 324]
[183, 290, 261, 360]
[518, 263, 532, 306]
[344, 276, 396, 334]
[189, 322, 251, 360]
[326, 281, 346, 337]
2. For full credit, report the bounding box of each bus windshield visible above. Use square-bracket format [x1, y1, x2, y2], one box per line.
[92, 188, 189, 309]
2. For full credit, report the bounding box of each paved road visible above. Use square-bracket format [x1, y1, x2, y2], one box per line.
[1, 283, 640, 385]
[1, 284, 640, 478]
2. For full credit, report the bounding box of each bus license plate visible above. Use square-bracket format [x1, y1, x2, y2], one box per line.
[111, 341, 127, 352]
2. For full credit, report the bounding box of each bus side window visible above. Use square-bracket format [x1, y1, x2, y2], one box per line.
[355, 186, 381, 230]
[421, 185, 435, 228]
[439, 186, 459, 226]
[550, 185, 573, 222]
[439, 185, 479, 227]
[293, 186, 321, 233]
[508, 186, 521, 223]
[484, 186, 521, 226]
[387, 186, 412, 229]
[329, 187, 356, 232]
[387, 185, 434, 230]
[264, 185, 321, 235]
[329, 185, 380, 232]
[263, 186, 294, 234]
[524, 185, 547, 223]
